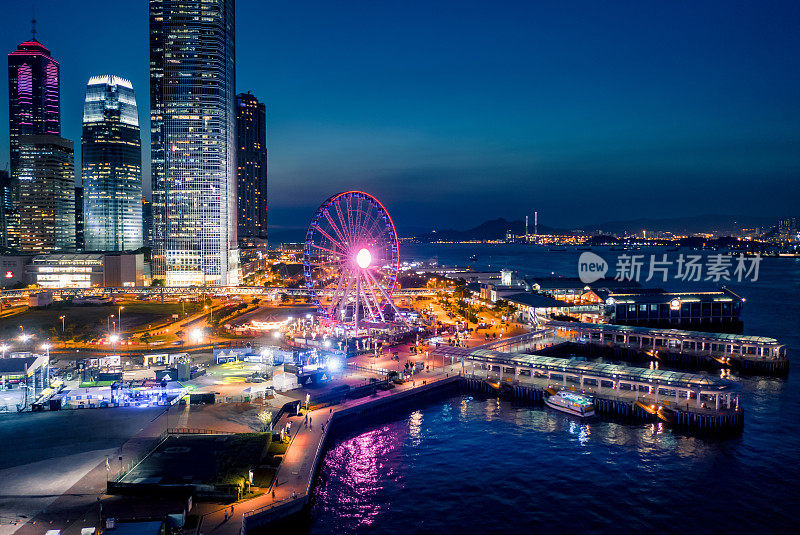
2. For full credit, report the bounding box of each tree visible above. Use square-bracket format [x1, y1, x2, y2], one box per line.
[139, 332, 153, 348]
[151, 278, 165, 287]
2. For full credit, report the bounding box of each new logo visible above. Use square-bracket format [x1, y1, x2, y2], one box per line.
[578, 252, 608, 284]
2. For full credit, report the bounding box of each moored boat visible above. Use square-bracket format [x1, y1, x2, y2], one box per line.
[544, 391, 595, 418]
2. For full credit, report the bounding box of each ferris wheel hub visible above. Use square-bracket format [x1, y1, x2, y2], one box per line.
[356, 248, 372, 269]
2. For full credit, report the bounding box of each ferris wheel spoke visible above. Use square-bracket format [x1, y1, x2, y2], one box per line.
[358, 214, 385, 246]
[308, 243, 343, 257]
[364, 278, 386, 322]
[358, 274, 379, 321]
[313, 224, 346, 254]
[365, 269, 407, 327]
[325, 267, 350, 317]
[333, 201, 353, 243]
[346, 196, 355, 242]
[322, 210, 350, 249]
[327, 267, 354, 319]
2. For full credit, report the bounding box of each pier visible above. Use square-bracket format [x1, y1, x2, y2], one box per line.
[543, 321, 788, 375]
[434, 345, 744, 433]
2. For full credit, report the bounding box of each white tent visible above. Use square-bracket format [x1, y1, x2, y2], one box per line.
[272, 372, 299, 392]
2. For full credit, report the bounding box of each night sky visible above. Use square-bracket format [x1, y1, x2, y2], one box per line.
[1, 0, 799, 236]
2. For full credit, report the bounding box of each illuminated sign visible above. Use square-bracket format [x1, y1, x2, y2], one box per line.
[4, 271, 13, 279]
[670, 298, 681, 311]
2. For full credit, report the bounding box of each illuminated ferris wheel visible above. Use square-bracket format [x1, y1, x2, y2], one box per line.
[303, 191, 403, 329]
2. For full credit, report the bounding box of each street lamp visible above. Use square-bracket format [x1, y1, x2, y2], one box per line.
[118, 307, 124, 335]
[190, 328, 204, 343]
[59, 315, 66, 333]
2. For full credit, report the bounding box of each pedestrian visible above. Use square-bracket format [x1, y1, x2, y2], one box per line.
[231, 505, 234, 514]
[224, 511, 228, 522]
[272, 489, 275, 499]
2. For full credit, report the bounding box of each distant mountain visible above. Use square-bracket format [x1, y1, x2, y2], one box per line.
[580, 214, 785, 235]
[414, 218, 569, 242]
[410, 213, 793, 242]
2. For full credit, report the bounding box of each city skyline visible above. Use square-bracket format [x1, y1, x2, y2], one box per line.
[0, 0, 798, 235]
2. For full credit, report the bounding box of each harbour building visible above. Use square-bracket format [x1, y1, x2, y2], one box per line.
[17, 135, 75, 253]
[150, 0, 240, 285]
[6, 32, 61, 249]
[81, 75, 143, 252]
[235, 91, 268, 241]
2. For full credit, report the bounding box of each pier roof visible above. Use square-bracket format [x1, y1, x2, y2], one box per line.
[436, 346, 740, 392]
[547, 320, 780, 345]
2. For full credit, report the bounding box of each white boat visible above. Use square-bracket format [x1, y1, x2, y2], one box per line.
[544, 391, 595, 418]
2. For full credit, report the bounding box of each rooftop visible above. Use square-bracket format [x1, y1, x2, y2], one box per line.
[437, 346, 740, 391]
[504, 292, 575, 308]
[548, 320, 780, 345]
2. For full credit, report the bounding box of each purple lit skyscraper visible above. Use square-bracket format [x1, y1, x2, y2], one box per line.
[6, 25, 61, 248]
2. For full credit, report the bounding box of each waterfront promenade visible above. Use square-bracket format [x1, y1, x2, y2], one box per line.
[198, 369, 460, 535]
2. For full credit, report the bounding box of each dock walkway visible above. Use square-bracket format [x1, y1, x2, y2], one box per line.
[198, 370, 459, 535]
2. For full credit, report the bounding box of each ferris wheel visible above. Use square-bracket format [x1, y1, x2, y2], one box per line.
[303, 191, 404, 329]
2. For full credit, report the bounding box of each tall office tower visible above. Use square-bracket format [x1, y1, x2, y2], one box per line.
[82, 75, 143, 252]
[142, 197, 153, 247]
[235, 92, 268, 242]
[0, 170, 11, 249]
[75, 186, 84, 251]
[150, 0, 240, 285]
[6, 28, 61, 249]
[17, 135, 75, 253]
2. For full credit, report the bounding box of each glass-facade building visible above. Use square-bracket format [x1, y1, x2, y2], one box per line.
[235, 92, 268, 241]
[82, 75, 143, 252]
[149, 0, 240, 286]
[17, 135, 76, 253]
[6, 37, 60, 249]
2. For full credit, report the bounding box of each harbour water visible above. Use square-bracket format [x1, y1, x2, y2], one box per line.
[308, 244, 800, 533]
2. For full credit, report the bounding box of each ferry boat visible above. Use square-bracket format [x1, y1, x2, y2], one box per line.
[544, 391, 595, 418]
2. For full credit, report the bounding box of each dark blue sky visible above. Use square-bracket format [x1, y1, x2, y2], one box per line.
[2, 0, 799, 235]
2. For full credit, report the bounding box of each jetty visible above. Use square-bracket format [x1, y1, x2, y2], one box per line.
[544, 321, 788, 375]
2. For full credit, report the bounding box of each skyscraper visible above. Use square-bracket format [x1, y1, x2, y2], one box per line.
[6, 28, 60, 249]
[82, 75, 143, 252]
[75, 186, 84, 251]
[0, 170, 11, 249]
[235, 92, 268, 242]
[149, 0, 240, 286]
[17, 135, 75, 253]
[142, 197, 153, 248]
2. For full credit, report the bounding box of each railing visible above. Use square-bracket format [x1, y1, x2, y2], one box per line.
[346, 363, 392, 375]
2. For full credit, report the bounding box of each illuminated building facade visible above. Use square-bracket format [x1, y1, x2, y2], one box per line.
[235, 92, 268, 241]
[25, 253, 144, 288]
[0, 171, 11, 248]
[82, 75, 143, 252]
[149, 0, 240, 285]
[6, 36, 61, 249]
[75, 186, 84, 251]
[17, 135, 75, 253]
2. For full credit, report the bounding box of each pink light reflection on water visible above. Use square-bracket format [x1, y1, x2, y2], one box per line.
[314, 423, 407, 529]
